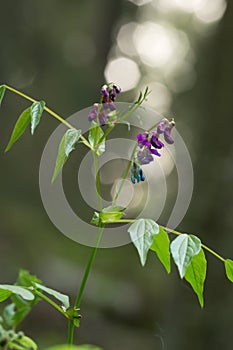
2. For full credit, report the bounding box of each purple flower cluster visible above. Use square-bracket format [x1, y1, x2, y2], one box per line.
[88, 83, 121, 125]
[136, 118, 175, 165]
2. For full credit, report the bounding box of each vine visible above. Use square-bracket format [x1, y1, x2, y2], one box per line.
[0, 83, 232, 349]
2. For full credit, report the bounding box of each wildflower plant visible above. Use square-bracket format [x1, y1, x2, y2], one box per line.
[0, 83, 233, 349]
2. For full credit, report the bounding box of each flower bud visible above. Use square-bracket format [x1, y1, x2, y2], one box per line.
[157, 118, 169, 134]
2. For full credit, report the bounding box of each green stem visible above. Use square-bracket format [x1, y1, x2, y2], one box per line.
[160, 225, 226, 262]
[32, 289, 68, 318]
[93, 151, 102, 211]
[68, 224, 105, 345]
[112, 148, 136, 207]
[4, 84, 92, 150]
[67, 320, 75, 346]
[109, 219, 135, 223]
[75, 225, 104, 307]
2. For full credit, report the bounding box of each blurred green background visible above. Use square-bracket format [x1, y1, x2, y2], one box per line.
[1, 0, 233, 349]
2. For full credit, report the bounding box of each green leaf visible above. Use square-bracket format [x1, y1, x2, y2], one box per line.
[11, 307, 29, 328]
[225, 259, 233, 282]
[170, 234, 201, 278]
[16, 269, 42, 288]
[16, 336, 37, 350]
[3, 303, 15, 327]
[88, 121, 105, 156]
[128, 219, 159, 266]
[30, 101, 45, 135]
[0, 285, 34, 301]
[8, 342, 25, 350]
[0, 85, 6, 106]
[9, 270, 42, 328]
[102, 205, 125, 213]
[5, 107, 31, 152]
[0, 289, 11, 302]
[52, 129, 81, 182]
[45, 345, 102, 350]
[150, 226, 171, 273]
[184, 249, 207, 307]
[34, 283, 70, 309]
[99, 211, 123, 224]
[91, 212, 100, 226]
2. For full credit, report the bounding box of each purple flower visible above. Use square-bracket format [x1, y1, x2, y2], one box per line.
[136, 130, 163, 163]
[99, 112, 107, 125]
[137, 149, 154, 165]
[149, 147, 161, 157]
[88, 103, 98, 122]
[164, 120, 175, 144]
[150, 132, 164, 149]
[109, 89, 116, 102]
[137, 132, 150, 148]
[100, 83, 121, 103]
[103, 101, 116, 111]
[101, 84, 109, 97]
[113, 84, 121, 94]
[89, 83, 122, 124]
[157, 118, 169, 134]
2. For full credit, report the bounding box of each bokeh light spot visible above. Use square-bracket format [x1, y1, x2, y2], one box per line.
[104, 57, 141, 92]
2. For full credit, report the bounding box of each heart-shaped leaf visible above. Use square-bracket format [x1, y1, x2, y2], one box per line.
[128, 219, 159, 266]
[170, 234, 201, 278]
[184, 248, 207, 307]
[150, 226, 171, 273]
[52, 129, 81, 182]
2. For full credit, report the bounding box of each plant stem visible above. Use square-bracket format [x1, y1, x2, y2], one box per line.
[68, 224, 105, 345]
[101, 219, 226, 263]
[93, 151, 102, 211]
[67, 320, 75, 346]
[3, 84, 92, 150]
[112, 149, 135, 207]
[32, 289, 68, 318]
[160, 225, 226, 262]
[75, 225, 104, 308]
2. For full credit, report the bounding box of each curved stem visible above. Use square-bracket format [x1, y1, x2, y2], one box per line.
[102, 219, 226, 263]
[160, 225, 226, 262]
[3, 84, 92, 150]
[32, 289, 68, 318]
